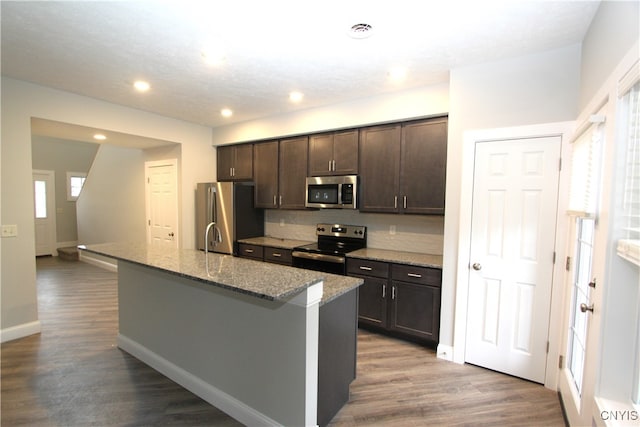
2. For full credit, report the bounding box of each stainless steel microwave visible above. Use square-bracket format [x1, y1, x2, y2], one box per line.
[305, 175, 358, 209]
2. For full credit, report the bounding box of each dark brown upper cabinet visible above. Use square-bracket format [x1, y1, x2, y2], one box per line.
[253, 137, 308, 209]
[217, 144, 253, 181]
[358, 124, 402, 213]
[279, 136, 308, 209]
[358, 117, 447, 215]
[308, 130, 358, 176]
[400, 118, 447, 214]
[253, 140, 279, 208]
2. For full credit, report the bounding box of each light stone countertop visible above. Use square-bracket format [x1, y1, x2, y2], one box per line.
[237, 236, 313, 250]
[347, 248, 443, 269]
[79, 242, 362, 305]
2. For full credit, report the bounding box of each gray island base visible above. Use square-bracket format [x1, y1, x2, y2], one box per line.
[79, 243, 363, 427]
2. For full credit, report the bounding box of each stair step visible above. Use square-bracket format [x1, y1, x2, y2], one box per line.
[58, 246, 79, 261]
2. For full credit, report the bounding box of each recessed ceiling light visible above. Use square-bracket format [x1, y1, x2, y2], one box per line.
[348, 23, 373, 39]
[388, 67, 407, 82]
[202, 40, 226, 66]
[93, 134, 107, 141]
[221, 108, 233, 118]
[289, 91, 304, 103]
[133, 80, 150, 92]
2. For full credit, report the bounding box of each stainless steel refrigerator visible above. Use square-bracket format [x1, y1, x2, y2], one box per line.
[195, 182, 264, 254]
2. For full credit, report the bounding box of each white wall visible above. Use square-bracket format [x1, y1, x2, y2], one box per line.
[579, 1, 640, 110]
[76, 145, 146, 245]
[1, 78, 214, 337]
[211, 83, 450, 145]
[443, 44, 582, 347]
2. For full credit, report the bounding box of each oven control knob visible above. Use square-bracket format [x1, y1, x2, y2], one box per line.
[317, 227, 325, 232]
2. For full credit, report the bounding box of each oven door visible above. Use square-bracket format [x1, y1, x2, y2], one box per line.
[292, 251, 346, 275]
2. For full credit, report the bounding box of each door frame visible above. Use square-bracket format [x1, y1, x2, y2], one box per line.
[144, 159, 179, 248]
[32, 169, 57, 256]
[452, 121, 573, 389]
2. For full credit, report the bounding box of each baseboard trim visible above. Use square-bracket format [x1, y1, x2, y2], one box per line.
[0, 320, 41, 343]
[436, 344, 454, 362]
[79, 252, 118, 272]
[117, 334, 280, 427]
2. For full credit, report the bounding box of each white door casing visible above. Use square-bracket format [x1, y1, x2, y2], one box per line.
[33, 170, 56, 256]
[464, 136, 561, 383]
[145, 159, 179, 248]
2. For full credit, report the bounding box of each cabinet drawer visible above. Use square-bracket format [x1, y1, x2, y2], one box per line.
[347, 258, 389, 278]
[264, 247, 292, 265]
[391, 264, 441, 287]
[238, 243, 264, 260]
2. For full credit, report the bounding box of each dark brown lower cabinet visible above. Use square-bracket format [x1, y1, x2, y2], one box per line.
[389, 280, 440, 342]
[347, 258, 441, 344]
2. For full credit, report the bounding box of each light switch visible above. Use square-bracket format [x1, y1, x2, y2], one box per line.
[1, 225, 18, 237]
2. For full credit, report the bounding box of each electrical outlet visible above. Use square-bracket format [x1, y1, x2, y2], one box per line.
[280, 218, 285, 227]
[389, 225, 396, 235]
[1, 225, 18, 238]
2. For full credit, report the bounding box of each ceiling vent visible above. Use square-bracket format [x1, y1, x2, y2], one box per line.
[348, 23, 373, 39]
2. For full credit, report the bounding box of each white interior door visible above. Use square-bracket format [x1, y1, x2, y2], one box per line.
[145, 160, 178, 248]
[33, 170, 56, 256]
[465, 136, 561, 383]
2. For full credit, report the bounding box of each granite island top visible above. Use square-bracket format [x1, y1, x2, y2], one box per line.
[79, 242, 362, 305]
[347, 248, 443, 269]
[237, 236, 313, 249]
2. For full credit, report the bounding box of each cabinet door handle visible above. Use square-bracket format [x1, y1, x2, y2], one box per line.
[273, 195, 277, 206]
[272, 253, 282, 257]
[279, 195, 282, 206]
[394, 196, 398, 209]
[382, 284, 386, 298]
[332, 160, 336, 171]
[403, 196, 407, 209]
[407, 273, 422, 278]
[245, 249, 254, 253]
[392, 286, 396, 300]
[328, 160, 332, 171]
[359, 266, 373, 271]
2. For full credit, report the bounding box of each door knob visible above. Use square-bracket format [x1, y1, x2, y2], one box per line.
[472, 262, 482, 271]
[580, 303, 594, 313]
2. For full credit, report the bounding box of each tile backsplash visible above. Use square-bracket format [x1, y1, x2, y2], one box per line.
[264, 209, 444, 255]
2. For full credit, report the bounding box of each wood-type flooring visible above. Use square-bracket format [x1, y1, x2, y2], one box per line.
[1, 256, 566, 426]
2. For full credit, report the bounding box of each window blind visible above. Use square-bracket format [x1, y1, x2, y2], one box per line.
[567, 119, 604, 217]
[616, 76, 640, 266]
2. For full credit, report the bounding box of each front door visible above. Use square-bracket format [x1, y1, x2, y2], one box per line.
[465, 136, 561, 383]
[33, 170, 56, 256]
[145, 160, 178, 248]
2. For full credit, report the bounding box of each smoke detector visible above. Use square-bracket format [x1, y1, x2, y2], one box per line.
[348, 23, 373, 39]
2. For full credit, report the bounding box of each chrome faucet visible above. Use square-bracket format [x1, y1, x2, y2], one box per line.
[204, 221, 216, 257]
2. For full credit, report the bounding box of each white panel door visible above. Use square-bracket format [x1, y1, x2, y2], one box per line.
[145, 160, 178, 248]
[33, 170, 56, 256]
[465, 137, 561, 383]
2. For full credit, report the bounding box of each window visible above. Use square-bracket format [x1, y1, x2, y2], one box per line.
[67, 172, 87, 201]
[616, 80, 640, 266]
[34, 180, 48, 218]
[567, 217, 595, 395]
[565, 110, 605, 399]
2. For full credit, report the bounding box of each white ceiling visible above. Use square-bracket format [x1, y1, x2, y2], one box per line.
[2, 1, 600, 133]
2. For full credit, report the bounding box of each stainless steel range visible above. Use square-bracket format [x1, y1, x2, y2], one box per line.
[292, 223, 366, 275]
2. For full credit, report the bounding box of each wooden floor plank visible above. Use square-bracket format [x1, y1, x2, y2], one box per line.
[1, 257, 566, 426]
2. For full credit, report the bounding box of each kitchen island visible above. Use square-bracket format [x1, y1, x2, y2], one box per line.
[79, 243, 363, 427]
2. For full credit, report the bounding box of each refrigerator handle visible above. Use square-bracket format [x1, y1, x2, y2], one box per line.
[209, 186, 217, 224]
